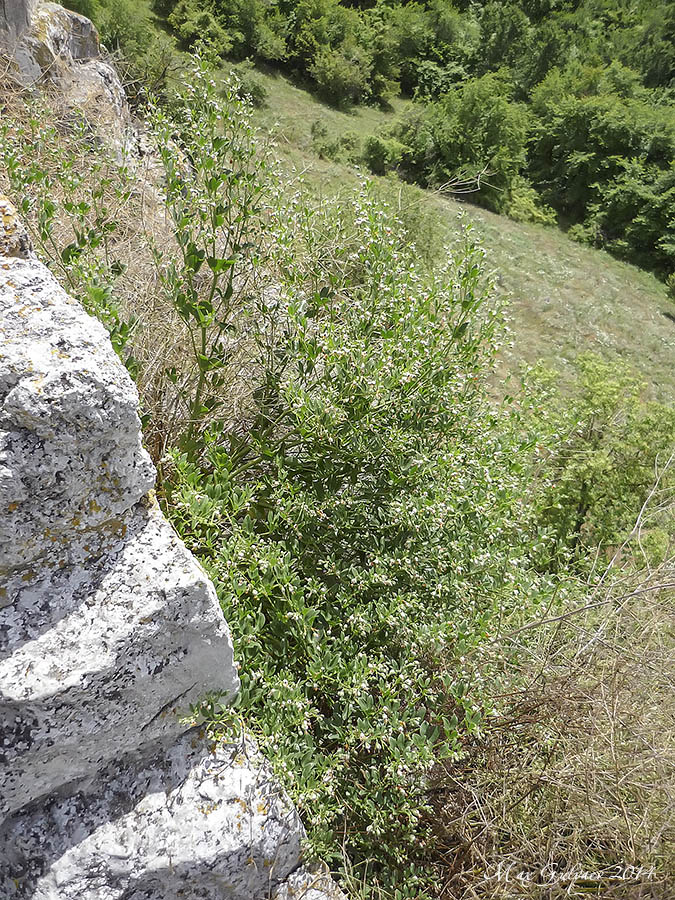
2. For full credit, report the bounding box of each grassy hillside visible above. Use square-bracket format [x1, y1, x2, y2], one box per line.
[250, 68, 675, 400]
[78, 0, 675, 398]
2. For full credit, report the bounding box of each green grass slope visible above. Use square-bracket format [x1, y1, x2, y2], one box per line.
[250, 69, 675, 400]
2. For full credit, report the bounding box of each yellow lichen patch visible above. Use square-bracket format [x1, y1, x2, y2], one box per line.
[7, 502, 19, 512]
[21, 570, 37, 582]
[198, 802, 220, 815]
[0, 197, 32, 258]
[31, 374, 45, 394]
[142, 489, 158, 509]
[99, 517, 127, 538]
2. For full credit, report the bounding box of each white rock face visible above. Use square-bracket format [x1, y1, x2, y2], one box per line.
[0, 205, 342, 899]
[0, 252, 156, 575]
[4, 734, 307, 900]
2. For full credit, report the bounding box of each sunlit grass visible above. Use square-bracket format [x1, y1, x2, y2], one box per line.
[244, 67, 675, 401]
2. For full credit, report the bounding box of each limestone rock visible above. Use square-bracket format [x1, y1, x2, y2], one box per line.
[0, 500, 240, 821]
[0, 211, 342, 898]
[272, 865, 349, 900]
[1, 733, 306, 900]
[0, 251, 155, 575]
[0, 218, 238, 814]
[1, 1, 131, 155]
[0, 197, 32, 259]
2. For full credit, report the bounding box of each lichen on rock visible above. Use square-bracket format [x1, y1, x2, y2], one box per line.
[0, 198, 32, 259]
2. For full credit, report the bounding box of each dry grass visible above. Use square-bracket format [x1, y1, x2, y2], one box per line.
[0, 67, 206, 457]
[428, 485, 675, 899]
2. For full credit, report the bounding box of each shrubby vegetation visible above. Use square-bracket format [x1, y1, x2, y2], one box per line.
[525, 355, 675, 566]
[154, 63, 675, 895]
[0, 106, 140, 374]
[2, 42, 674, 900]
[158, 67, 674, 895]
[117, 0, 675, 280]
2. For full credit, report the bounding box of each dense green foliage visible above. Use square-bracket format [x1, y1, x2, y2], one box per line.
[148, 67, 529, 891]
[524, 355, 675, 568]
[155, 66, 544, 896]
[133, 0, 675, 277]
[150, 0, 675, 98]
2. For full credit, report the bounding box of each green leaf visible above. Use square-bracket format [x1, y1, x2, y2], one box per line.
[207, 256, 236, 274]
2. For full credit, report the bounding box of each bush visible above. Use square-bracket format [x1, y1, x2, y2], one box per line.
[155, 59, 555, 897]
[506, 175, 557, 225]
[412, 59, 465, 101]
[396, 72, 531, 212]
[525, 355, 675, 566]
[167, 204, 547, 893]
[309, 46, 370, 107]
[528, 66, 675, 273]
[168, 0, 231, 55]
[229, 58, 268, 106]
[12, 45, 675, 900]
[67, 0, 156, 59]
[362, 134, 406, 176]
[67, 0, 182, 102]
[151, 57, 272, 448]
[581, 159, 675, 275]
